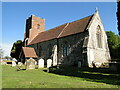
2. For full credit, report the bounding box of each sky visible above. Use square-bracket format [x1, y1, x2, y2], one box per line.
[1, 2, 118, 57]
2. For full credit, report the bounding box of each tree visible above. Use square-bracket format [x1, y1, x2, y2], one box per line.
[106, 31, 120, 59]
[10, 40, 23, 61]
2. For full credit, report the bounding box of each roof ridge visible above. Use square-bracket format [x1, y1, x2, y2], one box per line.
[45, 23, 67, 33]
[69, 14, 94, 24]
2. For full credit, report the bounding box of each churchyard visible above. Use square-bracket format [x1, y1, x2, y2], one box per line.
[2, 64, 120, 88]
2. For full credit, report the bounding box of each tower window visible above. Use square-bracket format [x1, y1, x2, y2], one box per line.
[37, 24, 40, 29]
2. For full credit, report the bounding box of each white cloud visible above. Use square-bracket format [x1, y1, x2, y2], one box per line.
[1, 43, 12, 57]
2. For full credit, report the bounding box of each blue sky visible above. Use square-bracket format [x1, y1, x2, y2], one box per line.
[2, 2, 118, 56]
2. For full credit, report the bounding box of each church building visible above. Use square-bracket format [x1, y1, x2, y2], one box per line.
[19, 9, 111, 68]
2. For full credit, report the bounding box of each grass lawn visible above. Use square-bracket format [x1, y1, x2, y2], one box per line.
[2, 65, 120, 88]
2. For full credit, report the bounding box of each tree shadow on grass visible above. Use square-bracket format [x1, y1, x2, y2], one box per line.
[47, 67, 120, 86]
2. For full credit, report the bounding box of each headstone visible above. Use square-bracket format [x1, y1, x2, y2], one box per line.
[12, 61, 16, 67]
[17, 62, 23, 71]
[53, 45, 57, 66]
[95, 62, 102, 68]
[35, 61, 37, 65]
[47, 59, 52, 68]
[38, 59, 44, 68]
[18, 62, 22, 65]
[26, 58, 35, 70]
[24, 62, 26, 65]
[1, 61, 7, 65]
[13, 58, 17, 61]
[78, 61, 81, 68]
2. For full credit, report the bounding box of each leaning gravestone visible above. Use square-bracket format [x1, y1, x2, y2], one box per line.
[12, 61, 16, 67]
[26, 58, 36, 70]
[38, 59, 44, 68]
[47, 59, 52, 68]
[16, 62, 23, 71]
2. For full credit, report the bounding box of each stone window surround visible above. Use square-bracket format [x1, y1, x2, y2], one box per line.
[63, 43, 71, 57]
[96, 25, 102, 48]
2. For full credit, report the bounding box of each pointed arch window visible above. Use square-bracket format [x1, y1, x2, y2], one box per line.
[63, 46, 68, 56]
[63, 42, 71, 56]
[96, 25, 102, 48]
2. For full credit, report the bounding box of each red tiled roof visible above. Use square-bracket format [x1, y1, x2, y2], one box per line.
[22, 47, 38, 58]
[29, 23, 67, 45]
[29, 15, 93, 45]
[58, 15, 93, 38]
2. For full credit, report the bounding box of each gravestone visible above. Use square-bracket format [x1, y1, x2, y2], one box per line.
[95, 62, 102, 68]
[1, 61, 7, 65]
[13, 58, 17, 61]
[26, 58, 36, 70]
[35, 61, 37, 65]
[17, 62, 23, 71]
[47, 59, 52, 68]
[18, 62, 22, 65]
[24, 62, 26, 65]
[12, 61, 16, 67]
[38, 59, 44, 68]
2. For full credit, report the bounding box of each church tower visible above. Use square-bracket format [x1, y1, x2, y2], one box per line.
[24, 15, 45, 46]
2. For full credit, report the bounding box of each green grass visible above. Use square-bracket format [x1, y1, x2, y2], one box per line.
[2, 65, 120, 88]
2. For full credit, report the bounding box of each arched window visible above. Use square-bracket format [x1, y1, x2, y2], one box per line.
[96, 25, 102, 48]
[63, 42, 71, 56]
[37, 24, 40, 29]
[63, 46, 67, 56]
